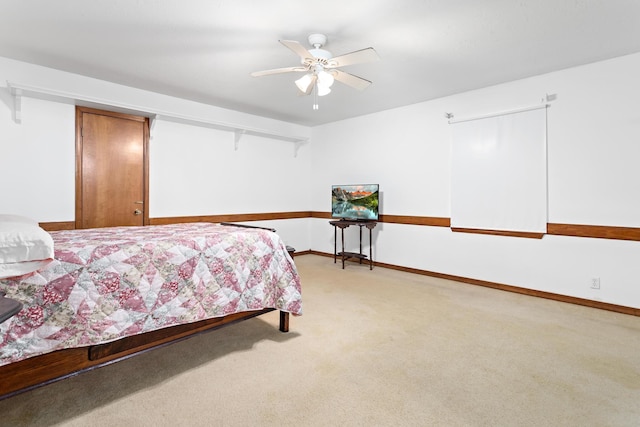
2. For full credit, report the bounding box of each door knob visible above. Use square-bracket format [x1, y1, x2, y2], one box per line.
[134, 209, 142, 215]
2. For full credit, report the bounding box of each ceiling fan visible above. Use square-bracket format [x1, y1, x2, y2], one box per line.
[251, 34, 380, 109]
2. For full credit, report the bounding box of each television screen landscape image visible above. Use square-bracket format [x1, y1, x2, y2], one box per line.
[331, 184, 379, 220]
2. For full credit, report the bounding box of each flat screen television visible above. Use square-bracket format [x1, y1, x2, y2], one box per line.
[331, 184, 379, 221]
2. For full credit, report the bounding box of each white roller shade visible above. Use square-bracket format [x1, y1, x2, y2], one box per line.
[451, 106, 547, 233]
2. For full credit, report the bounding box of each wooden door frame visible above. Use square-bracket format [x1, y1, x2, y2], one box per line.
[75, 106, 150, 228]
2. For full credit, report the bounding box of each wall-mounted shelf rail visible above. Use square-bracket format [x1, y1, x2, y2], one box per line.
[7, 81, 309, 156]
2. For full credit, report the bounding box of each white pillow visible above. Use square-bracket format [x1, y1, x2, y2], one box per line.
[0, 215, 54, 279]
[0, 259, 53, 280]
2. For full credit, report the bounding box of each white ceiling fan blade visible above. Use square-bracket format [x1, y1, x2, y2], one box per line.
[326, 47, 380, 68]
[332, 70, 372, 91]
[251, 66, 306, 77]
[279, 40, 314, 61]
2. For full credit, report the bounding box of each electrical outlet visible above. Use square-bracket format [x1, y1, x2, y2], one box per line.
[590, 278, 601, 290]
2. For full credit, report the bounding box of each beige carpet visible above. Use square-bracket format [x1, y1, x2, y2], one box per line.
[1, 255, 639, 426]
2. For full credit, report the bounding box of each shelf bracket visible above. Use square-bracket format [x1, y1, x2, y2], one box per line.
[149, 114, 160, 140]
[234, 129, 245, 151]
[11, 87, 22, 124]
[293, 140, 308, 158]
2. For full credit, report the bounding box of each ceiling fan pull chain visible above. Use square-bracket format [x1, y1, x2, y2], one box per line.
[313, 85, 319, 110]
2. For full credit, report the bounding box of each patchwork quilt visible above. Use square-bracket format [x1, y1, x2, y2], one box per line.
[0, 223, 302, 366]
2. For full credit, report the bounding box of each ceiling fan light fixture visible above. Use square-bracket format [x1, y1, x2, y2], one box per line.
[295, 74, 314, 93]
[317, 70, 335, 88]
[317, 84, 331, 97]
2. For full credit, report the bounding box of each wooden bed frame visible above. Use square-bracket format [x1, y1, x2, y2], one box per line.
[0, 308, 290, 399]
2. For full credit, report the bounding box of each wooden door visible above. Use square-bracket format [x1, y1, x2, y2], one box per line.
[76, 107, 149, 229]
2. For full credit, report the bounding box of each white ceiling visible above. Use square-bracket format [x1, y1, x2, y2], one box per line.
[1, 0, 640, 126]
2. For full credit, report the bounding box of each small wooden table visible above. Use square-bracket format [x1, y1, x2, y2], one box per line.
[329, 220, 377, 270]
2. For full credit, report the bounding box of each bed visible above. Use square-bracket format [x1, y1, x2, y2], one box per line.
[0, 219, 302, 399]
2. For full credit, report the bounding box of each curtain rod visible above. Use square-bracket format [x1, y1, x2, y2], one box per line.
[447, 103, 549, 125]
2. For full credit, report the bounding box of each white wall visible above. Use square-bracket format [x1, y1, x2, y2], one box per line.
[150, 120, 310, 217]
[0, 96, 76, 220]
[2, 52, 640, 309]
[309, 52, 640, 309]
[149, 120, 311, 249]
[0, 56, 312, 249]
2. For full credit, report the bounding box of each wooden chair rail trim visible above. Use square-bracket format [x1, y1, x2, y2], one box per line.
[39, 214, 640, 242]
[451, 227, 545, 239]
[311, 212, 451, 227]
[546, 223, 640, 241]
[39, 222, 76, 231]
[379, 214, 451, 227]
[149, 211, 311, 225]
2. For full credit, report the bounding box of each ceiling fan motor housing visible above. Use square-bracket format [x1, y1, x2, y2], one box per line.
[308, 33, 327, 48]
[305, 34, 332, 63]
[309, 48, 332, 60]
